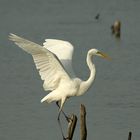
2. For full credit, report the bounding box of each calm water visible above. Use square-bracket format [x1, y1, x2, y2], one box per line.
[0, 0, 140, 140]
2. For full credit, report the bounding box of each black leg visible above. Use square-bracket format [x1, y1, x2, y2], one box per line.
[57, 110, 68, 140]
[56, 101, 70, 122]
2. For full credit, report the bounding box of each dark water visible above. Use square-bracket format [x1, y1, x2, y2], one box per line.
[0, 0, 140, 139]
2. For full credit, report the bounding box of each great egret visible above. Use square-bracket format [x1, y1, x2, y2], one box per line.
[9, 33, 110, 139]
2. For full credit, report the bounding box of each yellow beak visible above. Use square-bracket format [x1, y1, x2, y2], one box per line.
[97, 51, 111, 60]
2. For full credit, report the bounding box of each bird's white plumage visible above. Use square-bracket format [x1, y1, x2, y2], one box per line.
[9, 33, 109, 116]
[9, 34, 70, 91]
[43, 39, 73, 60]
[43, 39, 75, 77]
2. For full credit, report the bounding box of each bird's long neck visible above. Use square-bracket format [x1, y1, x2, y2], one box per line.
[78, 52, 96, 96]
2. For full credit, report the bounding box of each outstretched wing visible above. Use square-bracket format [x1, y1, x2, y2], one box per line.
[9, 34, 70, 91]
[43, 39, 75, 78]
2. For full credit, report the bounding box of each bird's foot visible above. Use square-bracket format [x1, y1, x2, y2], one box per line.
[65, 115, 72, 123]
[63, 136, 69, 140]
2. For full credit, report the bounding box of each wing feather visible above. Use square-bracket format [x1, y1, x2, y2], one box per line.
[9, 33, 70, 91]
[43, 39, 76, 77]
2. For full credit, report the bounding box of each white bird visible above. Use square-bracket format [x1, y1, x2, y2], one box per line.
[9, 33, 110, 139]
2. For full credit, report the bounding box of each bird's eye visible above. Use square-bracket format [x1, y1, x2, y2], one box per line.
[96, 51, 100, 54]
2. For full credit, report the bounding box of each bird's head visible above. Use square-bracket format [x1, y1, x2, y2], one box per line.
[88, 49, 111, 60]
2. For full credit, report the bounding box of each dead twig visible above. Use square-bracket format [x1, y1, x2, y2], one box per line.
[67, 114, 77, 140]
[128, 131, 132, 140]
[80, 104, 87, 140]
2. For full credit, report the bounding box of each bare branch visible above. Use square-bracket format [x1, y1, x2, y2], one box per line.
[67, 114, 77, 140]
[80, 104, 87, 140]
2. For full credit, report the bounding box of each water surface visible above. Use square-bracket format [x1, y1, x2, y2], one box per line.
[0, 0, 140, 140]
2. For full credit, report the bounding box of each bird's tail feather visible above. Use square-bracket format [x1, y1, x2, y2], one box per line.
[41, 95, 53, 103]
